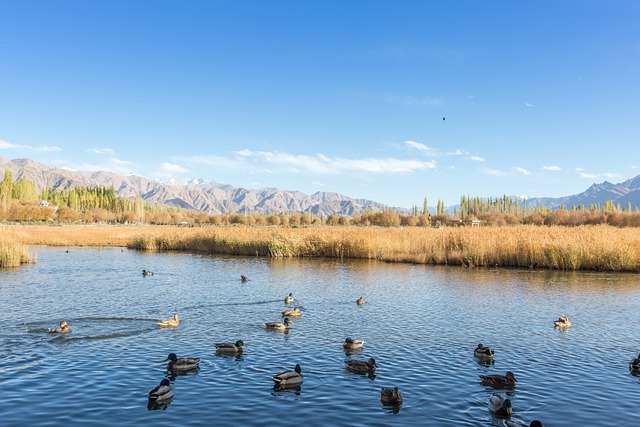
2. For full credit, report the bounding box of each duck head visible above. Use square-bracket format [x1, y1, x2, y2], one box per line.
[294, 364, 301, 374]
[235, 340, 246, 347]
[164, 353, 178, 362]
[343, 338, 353, 347]
[502, 398, 512, 414]
[368, 357, 378, 367]
[505, 371, 517, 382]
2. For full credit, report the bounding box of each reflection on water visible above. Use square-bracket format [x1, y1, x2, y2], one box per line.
[147, 398, 172, 411]
[1, 246, 640, 426]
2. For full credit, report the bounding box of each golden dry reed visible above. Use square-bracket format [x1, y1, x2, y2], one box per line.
[0, 238, 33, 268]
[3, 224, 640, 272]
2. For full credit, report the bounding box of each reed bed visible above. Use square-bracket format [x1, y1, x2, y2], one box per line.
[3, 224, 640, 272]
[0, 238, 33, 268]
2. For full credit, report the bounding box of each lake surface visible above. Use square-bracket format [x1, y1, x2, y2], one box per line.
[1, 246, 640, 426]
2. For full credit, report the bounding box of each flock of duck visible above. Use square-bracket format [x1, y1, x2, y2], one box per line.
[47, 272, 640, 425]
[144, 281, 400, 410]
[472, 314, 639, 427]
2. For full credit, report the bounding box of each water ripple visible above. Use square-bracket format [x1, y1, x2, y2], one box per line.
[1, 247, 640, 426]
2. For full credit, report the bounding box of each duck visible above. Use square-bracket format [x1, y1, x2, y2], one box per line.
[357, 296, 366, 305]
[345, 357, 378, 374]
[629, 353, 640, 373]
[488, 393, 512, 417]
[554, 315, 571, 328]
[475, 343, 495, 359]
[480, 371, 518, 388]
[343, 337, 364, 350]
[281, 307, 302, 317]
[142, 269, 153, 276]
[240, 275, 250, 282]
[380, 387, 403, 405]
[148, 378, 174, 401]
[215, 340, 246, 354]
[164, 353, 200, 371]
[272, 364, 303, 387]
[264, 317, 292, 330]
[284, 293, 294, 304]
[48, 320, 69, 333]
[504, 420, 545, 427]
[158, 313, 179, 328]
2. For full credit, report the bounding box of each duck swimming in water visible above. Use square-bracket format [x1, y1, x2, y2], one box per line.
[264, 317, 292, 330]
[488, 393, 512, 417]
[240, 275, 250, 282]
[284, 293, 294, 304]
[343, 337, 365, 350]
[345, 357, 378, 374]
[475, 343, 495, 359]
[148, 378, 174, 401]
[142, 269, 153, 276]
[215, 340, 246, 355]
[554, 315, 571, 328]
[272, 364, 303, 387]
[357, 296, 366, 305]
[164, 353, 200, 371]
[158, 313, 179, 328]
[480, 371, 517, 388]
[281, 307, 302, 317]
[48, 320, 69, 333]
[380, 387, 403, 405]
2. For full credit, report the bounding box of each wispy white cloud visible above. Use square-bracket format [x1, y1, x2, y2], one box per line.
[0, 139, 20, 149]
[0, 139, 60, 152]
[602, 172, 619, 179]
[235, 150, 436, 174]
[87, 148, 116, 155]
[404, 140, 431, 151]
[312, 181, 324, 187]
[470, 156, 486, 162]
[575, 168, 597, 179]
[514, 166, 531, 175]
[161, 162, 189, 173]
[543, 165, 561, 171]
[449, 149, 468, 156]
[524, 102, 534, 108]
[37, 145, 62, 152]
[109, 157, 134, 166]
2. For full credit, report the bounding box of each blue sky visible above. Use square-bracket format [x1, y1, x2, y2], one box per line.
[1, 1, 639, 208]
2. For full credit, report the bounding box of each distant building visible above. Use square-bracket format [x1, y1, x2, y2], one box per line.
[448, 219, 481, 227]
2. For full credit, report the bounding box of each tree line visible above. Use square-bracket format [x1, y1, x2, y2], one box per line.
[2, 169, 640, 227]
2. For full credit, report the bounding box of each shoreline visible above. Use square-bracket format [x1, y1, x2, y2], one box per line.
[2, 223, 640, 272]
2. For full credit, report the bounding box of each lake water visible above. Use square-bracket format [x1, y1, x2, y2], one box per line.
[1, 246, 639, 426]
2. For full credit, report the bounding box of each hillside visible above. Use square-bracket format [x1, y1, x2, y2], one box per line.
[0, 157, 409, 216]
[524, 175, 640, 210]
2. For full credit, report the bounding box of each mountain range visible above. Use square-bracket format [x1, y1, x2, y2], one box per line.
[0, 157, 406, 216]
[524, 175, 640, 211]
[2, 156, 640, 215]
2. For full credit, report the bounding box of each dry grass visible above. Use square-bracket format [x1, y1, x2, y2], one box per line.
[3, 224, 640, 272]
[0, 237, 33, 267]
